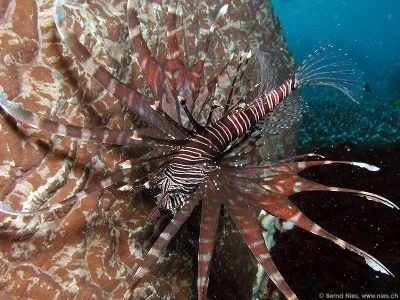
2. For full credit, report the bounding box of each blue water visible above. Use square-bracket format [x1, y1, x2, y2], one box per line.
[271, 0, 400, 70]
[271, 0, 400, 151]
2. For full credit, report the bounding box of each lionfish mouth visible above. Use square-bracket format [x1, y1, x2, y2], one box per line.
[0, 0, 397, 300]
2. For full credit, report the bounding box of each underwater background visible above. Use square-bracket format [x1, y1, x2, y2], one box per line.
[271, 0, 400, 152]
[267, 2, 400, 299]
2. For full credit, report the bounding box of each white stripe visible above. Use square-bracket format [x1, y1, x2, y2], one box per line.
[267, 94, 273, 110]
[83, 56, 97, 75]
[175, 155, 206, 162]
[206, 127, 224, 148]
[191, 137, 219, 153]
[180, 147, 214, 157]
[239, 112, 251, 129]
[216, 122, 232, 141]
[280, 85, 286, 98]
[290, 212, 302, 224]
[272, 90, 279, 105]
[232, 114, 244, 134]
[250, 105, 259, 120]
[209, 125, 227, 144]
[258, 98, 265, 115]
[148, 247, 161, 257]
[254, 101, 262, 118]
[249, 240, 264, 249]
[199, 253, 212, 262]
[227, 115, 240, 136]
[58, 124, 67, 136]
[195, 135, 220, 152]
[160, 232, 172, 240]
[130, 25, 141, 38]
[108, 79, 118, 95]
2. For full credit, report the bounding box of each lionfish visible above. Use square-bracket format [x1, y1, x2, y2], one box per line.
[0, 0, 397, 299]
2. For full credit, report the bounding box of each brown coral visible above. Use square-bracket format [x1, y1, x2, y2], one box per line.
[0, 0, 295, 298]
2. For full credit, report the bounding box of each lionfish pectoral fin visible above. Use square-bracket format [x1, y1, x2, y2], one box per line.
[197, 179, 222, 299]
[261, 158, 398, 209]
[55, 0, 182, 138]
[191, 5, 232, 122]
[124, 197, 200, 300]
[0, 91, 160, 147]
[127, 0, 182, 123]
[290, 177, 398, 210]
[0, 168, 132, 239]
[164, 1, 192, 114]
[219, 185, 298, 300]
[148, 207, 161, 222]
[187, 4, 229, 99]
[166, 0, 182, 63]
[283, 200, 393, 276]
[248, 159, 395, 275]
[247, 192, 394, 277]
[275, 153, 325, 163]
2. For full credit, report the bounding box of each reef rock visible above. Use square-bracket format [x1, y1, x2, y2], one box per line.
[0, 0, 295, 299]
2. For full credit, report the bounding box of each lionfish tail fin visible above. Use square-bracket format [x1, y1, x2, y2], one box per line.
[294, 45, 364, 103]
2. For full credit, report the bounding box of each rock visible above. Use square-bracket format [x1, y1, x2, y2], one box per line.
[0, 0, 295, 298]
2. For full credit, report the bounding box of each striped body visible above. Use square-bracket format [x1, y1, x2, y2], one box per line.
[158, 79, 295, 212]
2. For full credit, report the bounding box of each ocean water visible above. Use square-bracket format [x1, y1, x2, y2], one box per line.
[271, 0, 400, 151]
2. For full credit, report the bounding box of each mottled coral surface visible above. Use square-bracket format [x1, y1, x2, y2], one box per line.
[0, 0, 295, 298]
